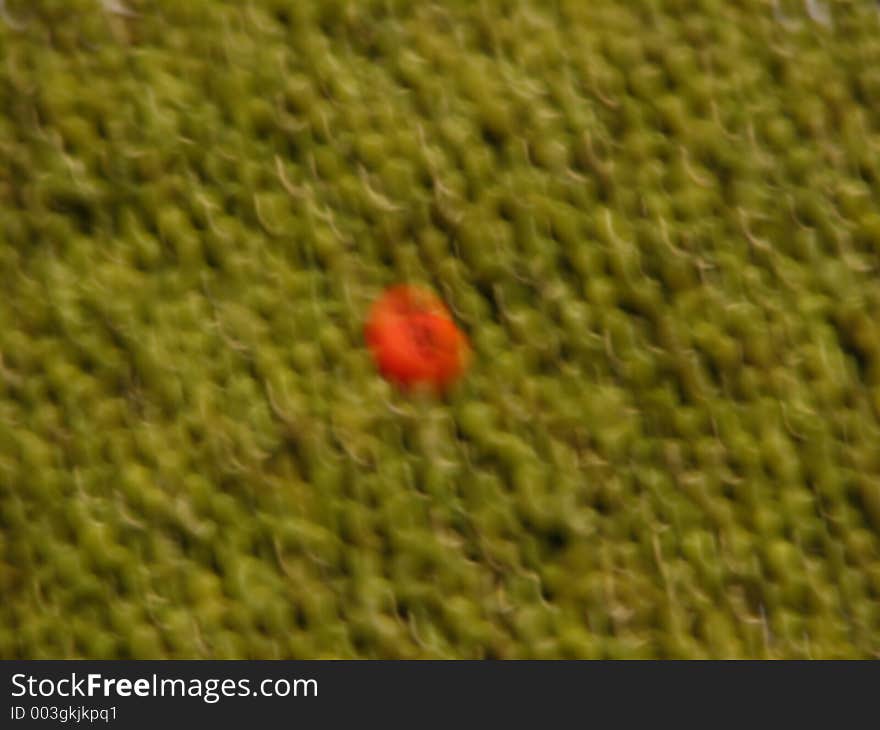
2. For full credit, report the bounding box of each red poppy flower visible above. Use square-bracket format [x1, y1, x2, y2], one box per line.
[365, 285, 470, 393]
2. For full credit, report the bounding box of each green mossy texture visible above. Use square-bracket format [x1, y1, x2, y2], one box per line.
[1, 0, 879, 658]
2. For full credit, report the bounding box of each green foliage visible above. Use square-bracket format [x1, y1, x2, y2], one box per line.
[0, 0, 879, 658]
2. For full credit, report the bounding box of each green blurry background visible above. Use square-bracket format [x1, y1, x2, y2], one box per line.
[1, 0, 879, 658]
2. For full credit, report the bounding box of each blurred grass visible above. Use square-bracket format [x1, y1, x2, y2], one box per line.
[0, 0, 879, 658]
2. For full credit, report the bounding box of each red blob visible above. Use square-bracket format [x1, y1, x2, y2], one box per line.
[365, 285, 470, 393]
